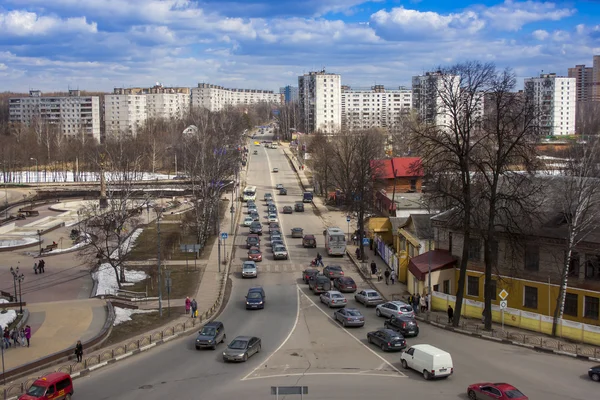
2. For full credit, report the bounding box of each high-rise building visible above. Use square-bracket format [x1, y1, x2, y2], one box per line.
[524, 73, 576, 136]
[191, 83, 282, 112]
[568, 64, 594, 101]
[298, 70, 342, 133]
[593, 55, 600, 101]
[412, 71, 462, 127]
[279, 86, 299, 103]
[341, 85, 412, 131]
[8, 90, 101, 142]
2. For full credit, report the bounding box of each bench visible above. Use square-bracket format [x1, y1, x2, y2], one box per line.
[18, 209, 39, 217]
[43, 243, 58, 252]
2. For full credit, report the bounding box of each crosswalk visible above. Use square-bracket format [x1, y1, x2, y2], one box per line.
[235, 260, 355, 274]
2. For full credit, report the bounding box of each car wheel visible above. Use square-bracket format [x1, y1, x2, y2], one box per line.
[423, 370, 430, 380]
[380, 343, 386, 351]
[342, 320, 347, 327]
[243, 353, 248, 362]
[211, 344, 217, 350]
[367, 336, 372, 344]
[401, 359, 408, 369]
[195, 346, 200, 350]
[328, 302, 332, 308]
[221, 334, 226, 343]
[376, 309, 381, 317]
[468, 389, 477, 399]
[592, 373, 600, 382]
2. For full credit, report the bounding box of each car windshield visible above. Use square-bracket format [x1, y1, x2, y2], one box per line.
[505, 390, 525, 399]
[367, 292, 379, 297]
[26, 385, 47, 396]
[400, 305, 413, 312]
[200, 327, 216, 336]
[331, 293, 344, 298]
[249, 249, 259, 254]
[346, 310, 361, 316]
[229, 340, 249, 350]
[328, 266, 342, 271]
[248, 292, 262, 299]
[243, 265, 256, 270]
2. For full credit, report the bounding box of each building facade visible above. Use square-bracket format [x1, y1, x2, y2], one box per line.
[191, 83, 282, 112]
[411, 72, 464, 127]
[9, 90, 101, 142]
[298, 70, 342, 133]
[341, 85, 412, 131]
[593, 55, 600, 101]
[279, 85, 299, 103]
[568, 64, 594, 102]
[524, 73, 576, 136]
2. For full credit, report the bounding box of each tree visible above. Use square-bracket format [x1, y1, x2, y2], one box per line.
[306, 131, 334, 196]
[576, 101, 600, 137]
[551, 138, 600, 336]
[275, 102, 301, 140]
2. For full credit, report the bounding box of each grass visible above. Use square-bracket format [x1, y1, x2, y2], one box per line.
[103, 307, 182, 347]
[128, 265, 203, 299]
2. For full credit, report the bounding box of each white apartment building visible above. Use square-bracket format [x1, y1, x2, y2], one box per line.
[593, 55, 600, 101]
[412, 72, 463, 128]
[524, 73, 576, 136]
[146, 92, 190, 119]
[341, 85, 412, 131]
[298, 70, 342, 133]
[191, 83, 282, 112]
[9, 90, 101, 142]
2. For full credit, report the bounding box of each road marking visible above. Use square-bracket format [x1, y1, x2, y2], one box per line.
[299, 286, 403, 374]
[241, 285, 301, 381]
[243, 372, 405, 381]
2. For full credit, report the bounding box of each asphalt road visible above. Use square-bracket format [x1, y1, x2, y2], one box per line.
[73, 134, 599, 399]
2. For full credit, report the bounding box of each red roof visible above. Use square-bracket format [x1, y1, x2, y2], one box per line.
[408, 250, 457, 281]
[372, 157, 423, 179]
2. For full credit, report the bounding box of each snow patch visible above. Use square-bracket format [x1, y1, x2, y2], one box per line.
[46, 235, 91, 255]
[0, 299, 17, 329]
[0, 237, 38, 249]
[113, 307, 158, 326]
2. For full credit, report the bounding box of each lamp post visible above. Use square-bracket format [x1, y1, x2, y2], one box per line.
[37, 229, 43, 254]
[1, 162, 7, 219]
[155, 206, 163, 317]
[30, 158, 38, 183]
[10, 266, 24, 314]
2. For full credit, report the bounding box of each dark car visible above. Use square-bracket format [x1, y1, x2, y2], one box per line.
[270, 230, 282, 238]
[195, 321, 226, 350]
[246, 234, 260, 248]
[250, 221, 263, 235]
[294, 202, 304, 212]
[269, 223, 280, 233]
[291, 227, 303, 237]
[223, 336, 261, 362]
[283, 206, 293, 214]
[302, 234, 316, 248]
[367, 329, 406, 352]
[245, 287, 266, 309]
[264, 193, 273, 201]
[384, 315, 420, 337]
[279, 188, 287, 195]
[309, 275, 331, 294]
[589, 365, 600, 382]
[302, 268, 320, 284]
[323, 265, 344, 279]
[333, 277, 357, 293]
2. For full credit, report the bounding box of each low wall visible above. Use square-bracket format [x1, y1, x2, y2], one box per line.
[431, 291, 600, 346]
[0, 223, 15, 235]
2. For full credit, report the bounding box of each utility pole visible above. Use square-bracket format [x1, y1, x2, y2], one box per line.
[156, 208, 163, 317]
[427, 238, 432, 319]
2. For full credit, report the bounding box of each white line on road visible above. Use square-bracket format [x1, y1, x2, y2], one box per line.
[299, 286, 404, 375]
[243, 372, 405, 381]
[241, 285, 301, 381]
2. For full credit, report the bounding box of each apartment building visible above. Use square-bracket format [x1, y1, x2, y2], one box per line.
[8, 90, 101, 142]
[593, 55, 600, 101]
[341, 85, 412, 131]
[568, 64, 594, 101]
[279, 85, 299, 103]
[191, 83, 282, 112]
[298, 70, 342, 133]
[412, 71, 463, 127]
[524, 73, 576, 136]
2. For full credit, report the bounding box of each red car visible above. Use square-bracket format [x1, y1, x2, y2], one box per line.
[333, 277, 357, 293]
[248, 247, 262, 262]
[467, 383, 528, 400]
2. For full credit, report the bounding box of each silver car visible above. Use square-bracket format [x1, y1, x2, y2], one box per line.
[222, 336, 261, 362]
[320, 290, 347, 308]
[333, 308, 365, 327]
[376, 301, 415, 318]
[354, 289, 384, 307]
[242, 261, 258, 278]
[273, 245, 288, 260]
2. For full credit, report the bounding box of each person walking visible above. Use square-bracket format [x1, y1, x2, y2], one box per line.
[316, 253, 324, 267]
[191, 299, 198, 318]
[3, 327, 11, 348]
[38, 259, 45, 273]
[11, 327, 19, 346]
[447, 305, 454, 324]
[75, 340, 83, 362]
[413, 294, 420, 315]
[19, 328, 26, 347]
[376, 268, 382, 282]
[390, 270, 397, 285]
[370, 261, 377, 276]
[24, 325, 31, 347]
[34, 262, 38, 274]
[420, 295, 427, 313]
[384, 269, 390, 285]
[185, 297, 191, 315]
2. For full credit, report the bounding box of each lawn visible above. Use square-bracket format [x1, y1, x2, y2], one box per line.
[103, 307, 182, 347]
[128, 265, 203, 300]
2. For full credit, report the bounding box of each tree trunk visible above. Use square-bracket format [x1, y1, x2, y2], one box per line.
[483, 239, 493, 330]
[552, 241, 573, 336]
[453, 230, 470, 327]
[111, 265, 123, 289]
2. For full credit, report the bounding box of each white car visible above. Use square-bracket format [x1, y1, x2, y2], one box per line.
[375, 301, 415, 318]
[320, 291, 347, 308]
[243, 216, 254, 227]
[242, 261, 258, 278]
[273, 245, 288, 260]
[275, 184, 284, 190]
[268, 214, 279, 223]
[272, 168, 279, 173]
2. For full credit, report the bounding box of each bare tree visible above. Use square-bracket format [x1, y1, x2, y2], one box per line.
[306, 131, 334, 196]
[551, 137, 600, 336]
[576, 101, 600, 137]
[275, 102, 301, 140]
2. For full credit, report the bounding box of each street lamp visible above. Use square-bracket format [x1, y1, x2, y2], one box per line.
[10, 266, 24, 314]
[37, 229, 43, 254]
[154, 206, 163, 317]
[30, 158, 38, 183]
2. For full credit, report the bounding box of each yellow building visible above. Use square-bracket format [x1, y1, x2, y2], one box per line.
[367, 217, 393, 244]
[395, 214, 435, 283]
[407, 250, 457, 296]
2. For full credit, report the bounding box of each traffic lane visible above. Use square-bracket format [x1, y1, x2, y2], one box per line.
[277, 211, 322, 261]
[74, 278, 298, 400]
[298, 282, 598, 400]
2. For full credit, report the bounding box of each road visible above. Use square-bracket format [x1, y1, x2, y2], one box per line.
[73, 133, 598, 399]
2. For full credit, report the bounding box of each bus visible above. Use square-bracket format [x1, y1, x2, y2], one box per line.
[324, 227, 346, 256]
[243, 186, 257, 202]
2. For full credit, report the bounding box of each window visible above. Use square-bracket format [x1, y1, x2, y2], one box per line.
[564, 293, 578, 317]
[468, 238, 481, 261]
[443, 280, 450, 294]
[524, 244, 540, 271]
[584, 296, 599, 319]
[467, 275, 479, 297]
[448, 232, 453, 254]
[567, 252, 580, 277]
[524, 286, 538, 309]
[410, 179, 417, 191]
[56, 379, 71, 391]
[400, 237, 406, 251]
[585, 255, 600, 280]
[433, 284, 439, 292]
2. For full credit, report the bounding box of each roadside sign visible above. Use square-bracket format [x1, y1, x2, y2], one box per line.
[362, 238, 370, 245]
[499, 289, 509, 300]
[500, 300, 507, 310]
[271, 386, 308, 395]
[346, 216, 351, 222]
[180, 244, 202, 252]
[220, 232, 228, 240]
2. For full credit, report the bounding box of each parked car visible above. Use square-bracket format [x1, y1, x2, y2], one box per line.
[195, 321, 226, 350]
[333, 277, 357, 293]
[275, 184, 284, 190]
[367, 329, 406, 352]
[242, 261, 258, 278]
[302, 234, 316, 248]
[243, 216, 254, 227]
[320, 290, 347, 308]
[268, 214, 279, 223]
[245, 287, 266, 310]
[273, 245, 288, 260]
[354, 289, 384, 307]
[283, 206, 293, 214]
[467, 383, 528, 400]
[309, 275, 331, 294]
[250, 221, 263, 235]
[291, 227, 303, 237]
[222, 336, 261, 362]
[294, 202, 304, 212]
[18, 372, 74, 400]
[384, 315, 419, 337]
[264, 193, 273, 201]
[376, 301, 415, 318]
[589, 365, 600, 382]
[269, 223, 280, 232]
[279, 188, 287, 195]
[400, 344, 453, 380]
[247, 247, 262, 262]
[323, 265, 344, 279]
[302, 268, 320, 284]
[333, 308, 364, 327]
[246, 234, 260, 248]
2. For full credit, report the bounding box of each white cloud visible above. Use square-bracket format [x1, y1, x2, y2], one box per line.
[0, 10, 97, 36]
[480, 0, 575, 31]
[532, 29, 550, 40]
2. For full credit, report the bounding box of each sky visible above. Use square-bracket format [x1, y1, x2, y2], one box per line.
[0, 0, 599, 93]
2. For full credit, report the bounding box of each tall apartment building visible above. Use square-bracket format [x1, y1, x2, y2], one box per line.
[568, 64, 594, 101]
[524, 73, 576, 136]
[191, 83, 282, 112]
[279, 85, 299, 103]
[298, 70, 342, 133]
[8, 90, 101, 142]
[593, 55, 600, 101]
[412, 71, 463, 127]
[341, 85, 412, 131]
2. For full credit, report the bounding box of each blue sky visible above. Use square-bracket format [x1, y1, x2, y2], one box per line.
[0, 0, 598, 92]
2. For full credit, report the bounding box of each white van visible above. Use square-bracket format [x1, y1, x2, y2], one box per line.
[400, 344, 453, 380]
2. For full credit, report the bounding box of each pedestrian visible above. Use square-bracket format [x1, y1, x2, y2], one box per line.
[370, 261, 377, 275]
[408, 294, 413, 305]
[355, 247, 361, 260]
[191, 299, 198, 319]
[75, 340, 83, 362]
[420, 295, 427, 313]
[384, 269, 390, 285]
[447, 305, 454, 324]
[185, 297, 191, 315]
[38, 259, 45, 273]
[316, 253, 323, 267]
[11, 327, 19, 346]
[19, 328, 26, 347]
[390, 270, 397, 284]
[34, 262, 38, 274]
[413, 294, 420, 314]
[3, 327, 11, 348]
[24, 325, 31, 347]
[376, 268, 382, 282]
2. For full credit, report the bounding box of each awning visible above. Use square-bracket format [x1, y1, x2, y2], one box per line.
[408, 250, 457, 281]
